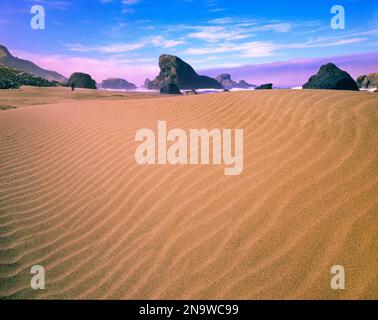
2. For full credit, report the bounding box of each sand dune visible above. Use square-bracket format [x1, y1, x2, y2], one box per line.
[0, 89, 377, 299]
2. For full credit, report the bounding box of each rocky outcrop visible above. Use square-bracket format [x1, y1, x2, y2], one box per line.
[148, 55, 223, 90]
[356, 73, 378, 89]
[183, 89, 198, 95]
[101, 78, 137, 90]
[143, 78, 152, 88]
[238, 80, 256, 88]
[68, 72, 97, 89]
[303, 63, 359, 91]
[160, 83, 181, 95]
[215, 74, 255, 89]
[255, 83, 273, 90]
[0, 44, 67, 83]
[215, 74, 238, 89]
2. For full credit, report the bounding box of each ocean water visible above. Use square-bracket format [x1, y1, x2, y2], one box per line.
[100, 87, 256, 94]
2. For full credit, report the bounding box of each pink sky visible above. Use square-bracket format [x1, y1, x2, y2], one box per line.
[12, 50, 378, 87]
[13, 50, 159, 86]
[201, 52, 378, 87]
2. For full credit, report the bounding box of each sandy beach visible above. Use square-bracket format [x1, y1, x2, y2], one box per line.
[0, 88, 377, 299]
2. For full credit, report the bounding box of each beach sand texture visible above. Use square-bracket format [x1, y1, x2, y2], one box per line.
[0, 89, 377, 299]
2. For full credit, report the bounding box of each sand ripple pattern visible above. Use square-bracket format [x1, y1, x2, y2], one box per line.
[0, 90, 377, 299]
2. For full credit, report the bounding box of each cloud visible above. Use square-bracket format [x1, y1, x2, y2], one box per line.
[65, 42, 145, 53]
[183, 32, 369, 58]
[288, 37, 367, 49]
[147, 36, 185, 48]
[24, 0, 70, 10]
[205, 0, 225, 13]
[188, 26, 250, 42]
[185, 20, 293, 43]
[184, 41, 278, 58]
[65, 35, 184, 53]
[98, 0, 140, 13]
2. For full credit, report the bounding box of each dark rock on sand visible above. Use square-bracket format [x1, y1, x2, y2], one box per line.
[255, 83, 273, 90]
[303, 63, 359, 91]
[183, 89, 198, 95]
[160, 82, 181, 95]
[68, 72, 97, 89]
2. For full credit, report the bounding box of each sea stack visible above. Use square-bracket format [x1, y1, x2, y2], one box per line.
[160, 83, 181, 95]
[238, 80, 256, 88]
[68, 72, 97, 89]
[303, 63, 359, 91]
[101, 78, 137, 90]
[356, 73, 378, 89]
[255, 83, 273, 90]
[215, 74, 238, 89]
[148, 54, 223, 90]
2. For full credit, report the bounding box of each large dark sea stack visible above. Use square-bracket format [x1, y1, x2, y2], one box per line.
[356, 73, 378, 89]
[68, 72, 97, 89]
[160, 83, 181, 95]
[303, 63, 359, 91]
[101, 78, 137, 90]
[148, 54, 223, 90]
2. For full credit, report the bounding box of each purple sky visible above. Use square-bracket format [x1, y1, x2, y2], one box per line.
[200, 52, 378, 88]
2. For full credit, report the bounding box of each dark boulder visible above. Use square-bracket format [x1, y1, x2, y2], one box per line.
[101, 78, 137, 90]
[183, 89, 198, 95]
[148, 54, 223, 90]
[160, 83, 181, 95]
[302, 63, 359, 91]
[255, 83, 273, 90]
[68, 72, 97, 89]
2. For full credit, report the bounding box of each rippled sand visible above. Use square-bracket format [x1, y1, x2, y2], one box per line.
[0, 89, 377, 299]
